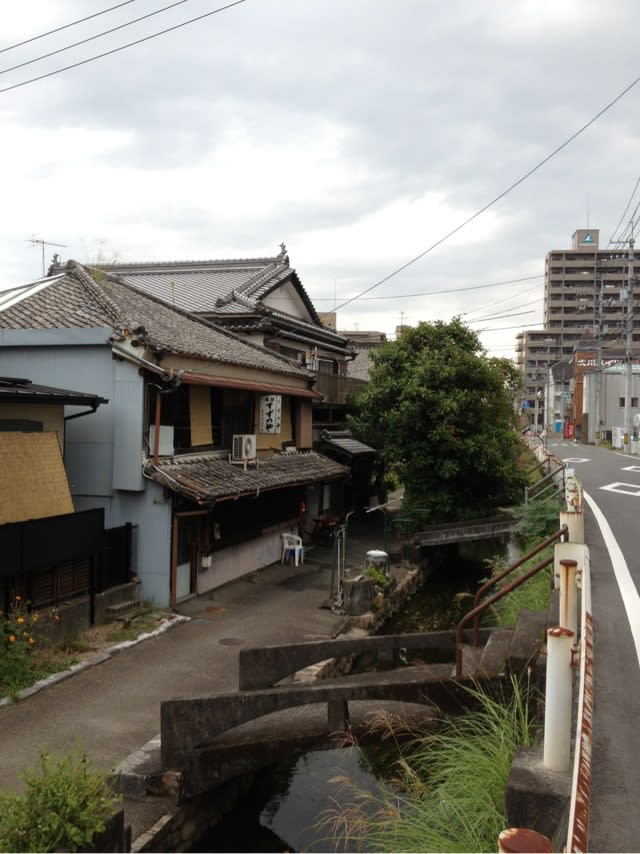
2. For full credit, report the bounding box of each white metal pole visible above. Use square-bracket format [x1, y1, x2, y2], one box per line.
[544, 627, 575, 772]
[559, 558, 578, 638]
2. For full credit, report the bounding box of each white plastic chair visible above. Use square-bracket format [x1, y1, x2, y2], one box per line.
[281, 533, 304, 566]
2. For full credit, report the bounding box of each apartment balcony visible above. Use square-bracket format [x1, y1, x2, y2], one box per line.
[314, 373, 368, 405]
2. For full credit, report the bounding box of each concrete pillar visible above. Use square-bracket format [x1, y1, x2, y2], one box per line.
[560, 509, 584, 544]
[559, 558, 578, 638]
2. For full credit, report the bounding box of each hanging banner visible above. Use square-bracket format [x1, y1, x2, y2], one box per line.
[259, 394, 282, 434]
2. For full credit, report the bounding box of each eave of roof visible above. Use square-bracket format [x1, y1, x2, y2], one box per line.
[145, 450, 348, 504]
[0, 377, 108, 408]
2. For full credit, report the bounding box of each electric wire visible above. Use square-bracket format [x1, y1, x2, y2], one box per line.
[330, 71, 640, 314]
[309, 273, 543, 302]
[0, 0, 247, 96]
[0, 0, 194, 77]
[0, 1, 141, 55]
[609, 176, 640, 245]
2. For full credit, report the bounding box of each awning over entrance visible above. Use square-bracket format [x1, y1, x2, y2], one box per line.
[318, 429, 376, 459]
[145, 449, 348, 504]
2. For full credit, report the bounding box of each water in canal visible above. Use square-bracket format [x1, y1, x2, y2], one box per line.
[194, 537, 514, 852]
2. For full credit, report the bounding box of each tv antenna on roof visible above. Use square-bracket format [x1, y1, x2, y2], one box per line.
[27, 235, 67, 277]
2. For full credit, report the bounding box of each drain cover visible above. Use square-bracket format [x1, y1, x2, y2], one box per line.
[218, 637, 245, 646]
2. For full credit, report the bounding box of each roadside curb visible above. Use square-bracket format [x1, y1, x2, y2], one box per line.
[0, 614, 191, 708]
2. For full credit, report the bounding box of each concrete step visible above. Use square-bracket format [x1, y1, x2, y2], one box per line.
[105, 599, 142, 621]
[477, 628, 514, 677]
[506, 609, 547, 673]
[453, 644, 484, 678]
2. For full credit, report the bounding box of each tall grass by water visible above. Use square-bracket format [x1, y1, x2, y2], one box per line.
[319, 676, 537, 853]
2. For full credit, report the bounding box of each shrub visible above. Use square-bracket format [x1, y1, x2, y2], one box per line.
[0, 745, 121, 853]
[0, 595, 38, 699]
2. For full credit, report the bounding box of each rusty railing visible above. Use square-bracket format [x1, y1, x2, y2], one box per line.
[471, 524, 568, 646]
[455, 522, 569, 679]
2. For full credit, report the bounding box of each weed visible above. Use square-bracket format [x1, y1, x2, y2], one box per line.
[318, 676, 537, 853]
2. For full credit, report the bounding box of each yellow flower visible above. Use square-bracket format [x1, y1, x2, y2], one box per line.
[28, 637, 35, 645]
[8, 634, 16, 643]
[17, 616, 24, 624]
[15, 595, 21, 602]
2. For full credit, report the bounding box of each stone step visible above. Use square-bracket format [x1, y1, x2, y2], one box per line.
[453, 644, 484, 678]
[105, 599, 142, 621]
[477, 628, 514, 677]
[506, 609, 547, 674]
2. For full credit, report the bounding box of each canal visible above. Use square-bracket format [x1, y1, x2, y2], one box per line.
[193, 536, 513, 852]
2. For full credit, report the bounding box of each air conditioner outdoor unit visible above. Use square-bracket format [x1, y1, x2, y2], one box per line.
[232, 433, 257, 461]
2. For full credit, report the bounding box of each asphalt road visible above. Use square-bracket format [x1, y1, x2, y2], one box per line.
[545, 437, 640, 853]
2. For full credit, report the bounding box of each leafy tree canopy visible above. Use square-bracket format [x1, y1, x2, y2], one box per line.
[348, 318, 525, 522]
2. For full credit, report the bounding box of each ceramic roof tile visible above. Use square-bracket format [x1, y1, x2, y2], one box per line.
[145, 450, 348, 503]
[0, 264, 313, 380]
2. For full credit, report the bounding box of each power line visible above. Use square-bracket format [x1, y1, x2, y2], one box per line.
[0, 0, 194, 77]
[310, 273, 543, 302]
[330, 71, 640, 314]
[609, 176, 640, 245]
[468, 309, 534, 324]
[0, 1, 141, 55]
[0, 0, 247, 96]
[463, 284, 543, 320]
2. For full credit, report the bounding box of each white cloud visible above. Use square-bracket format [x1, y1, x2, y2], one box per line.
[1, 0, 640, 356]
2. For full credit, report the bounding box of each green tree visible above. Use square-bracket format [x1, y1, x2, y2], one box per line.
[348, 318, 525, 522]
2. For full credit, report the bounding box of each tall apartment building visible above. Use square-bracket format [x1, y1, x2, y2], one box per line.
[516, 228, 640, 429]
[544, 228, 640, 357]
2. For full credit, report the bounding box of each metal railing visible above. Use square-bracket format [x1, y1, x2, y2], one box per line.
[455, 552, 555, 679]
[525, 461, 567, 504]
[470, 524, 568, 646]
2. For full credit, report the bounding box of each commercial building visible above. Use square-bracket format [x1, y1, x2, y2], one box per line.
[516, 228, 640, 435]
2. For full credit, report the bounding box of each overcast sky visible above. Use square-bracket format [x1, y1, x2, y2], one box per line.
[2, 0, 639, 357]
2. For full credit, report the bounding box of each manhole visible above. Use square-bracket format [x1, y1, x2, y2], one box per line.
[218, 637, 245, 646]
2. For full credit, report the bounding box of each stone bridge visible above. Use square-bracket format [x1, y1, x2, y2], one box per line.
[413, 513, 517, 547]
[160, 627, 508, 797]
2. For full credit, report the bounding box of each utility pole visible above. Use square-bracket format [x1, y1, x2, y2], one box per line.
[611, 223, 636, 453]
[27, 236, 67, 278]
[595, 273, 603, 444]
[624, 226, 635, 453]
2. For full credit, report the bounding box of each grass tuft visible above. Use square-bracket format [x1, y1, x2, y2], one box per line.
[318, 675, 538, 853]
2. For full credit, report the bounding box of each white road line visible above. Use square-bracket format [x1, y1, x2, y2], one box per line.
[584, 490, 640, 670]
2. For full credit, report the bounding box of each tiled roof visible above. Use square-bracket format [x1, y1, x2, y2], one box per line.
[85, 254, 353, 354]
[0, 264, 313, 380]
[145, 450, 348, 504]
[0, 376, 107, 407]
[88, 254, 320, 320]
[347, 348, 376, 381]
[319, 430, 376, 457]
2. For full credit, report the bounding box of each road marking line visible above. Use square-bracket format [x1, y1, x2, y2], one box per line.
[600, 482, 640, 496]
[621, 465, 640, 472]
[584, 491, 640, 669]
[562, 457, 591, 463]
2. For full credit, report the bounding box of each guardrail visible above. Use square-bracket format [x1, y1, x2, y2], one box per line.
[503, 448, 591, 851]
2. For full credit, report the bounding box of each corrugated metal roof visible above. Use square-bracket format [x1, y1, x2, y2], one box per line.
[145, 450, 348, 504]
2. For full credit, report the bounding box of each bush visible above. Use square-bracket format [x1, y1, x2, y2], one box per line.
[0, 597, 76, 701]
[0, 745, 121, 853]
[0, 595, 39, 699]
